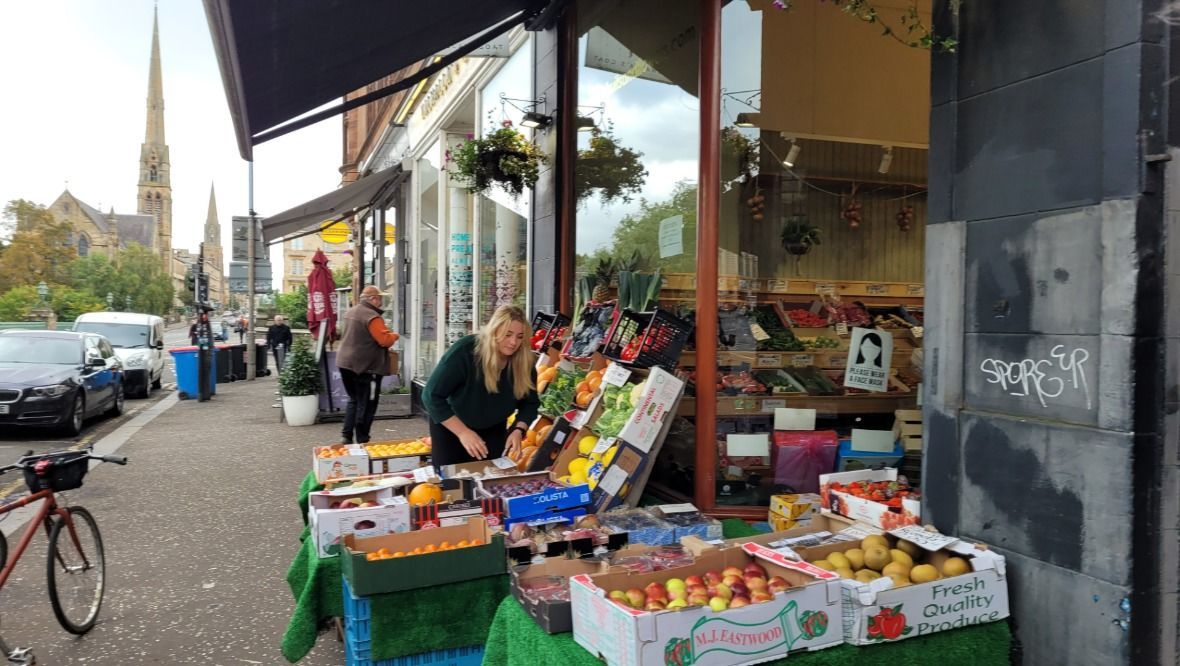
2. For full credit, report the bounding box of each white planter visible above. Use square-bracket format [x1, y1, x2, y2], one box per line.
[282, 394, 320, 426]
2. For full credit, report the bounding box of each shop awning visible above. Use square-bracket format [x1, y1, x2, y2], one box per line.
[260, 165, 403, 244]
[203, 0, 553, 160]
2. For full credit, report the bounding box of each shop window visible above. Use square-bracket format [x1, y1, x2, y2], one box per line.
[478, 197, 528, 324]
[416, 141, 441, 377]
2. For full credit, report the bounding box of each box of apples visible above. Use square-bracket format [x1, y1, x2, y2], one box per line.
[341, 516, 506, 596]
[571, 544, 842, 665]
[307, 481, 412, 558]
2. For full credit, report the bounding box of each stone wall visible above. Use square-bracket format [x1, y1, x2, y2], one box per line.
[924, 1, 1171, 663]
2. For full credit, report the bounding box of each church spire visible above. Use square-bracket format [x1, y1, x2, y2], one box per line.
[145, 5, 165, 146]
[205, 183, 221, 244]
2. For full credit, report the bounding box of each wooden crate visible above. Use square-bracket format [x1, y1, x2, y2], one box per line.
[893, 409, 923, 451]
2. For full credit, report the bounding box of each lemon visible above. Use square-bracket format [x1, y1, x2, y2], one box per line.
[567, 457, 590, 476]
[603, 445, 619, 466]
[569, 470, 589, 485]
[578, 435, 600, 455]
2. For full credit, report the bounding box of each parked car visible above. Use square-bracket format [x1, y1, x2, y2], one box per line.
[0, 330, 124, 436]
[73, 312, 166, 398]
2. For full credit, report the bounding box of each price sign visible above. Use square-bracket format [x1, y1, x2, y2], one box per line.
[889, 525, 959, 551]
[866, 284, 887, 295]
[755, 354, 780, 368]
[750, 323, 771, 341]
[815, 283, 837, 296]
[767, 278, 790, 292]
[791, 354, 813, 368]
[906, 284, 924, 296]
[592, 437, 615, 455]
[603, 364, 632, 387]
[734, 398, 756, 411]
[491, 457, 518, 470]
[412, 467, 437, 483]
[911, 326, 924, 339]
[835, 322, 849, 336]
[761, 399, 786, 413]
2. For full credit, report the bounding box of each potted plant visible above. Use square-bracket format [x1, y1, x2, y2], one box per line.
[575, 123, 647, 206]
[781, 215, 822, 256]
[279, 337, 321, 426]
[375, 385, 412, 419]
[449, 120, 548, 198]
[721, 126, 758, 187]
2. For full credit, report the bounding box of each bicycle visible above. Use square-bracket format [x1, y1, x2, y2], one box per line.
[0, 448, 128, 665]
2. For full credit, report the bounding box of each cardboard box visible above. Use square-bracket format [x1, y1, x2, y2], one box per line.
[769, 493, 821, 523]
[617, 367, 684, 454]
[796, 527, 1009, 645]
[524, 416, 576, 473]
[340, 516, 506, 596]
[649, 504, 724, 542]
[411, 496, 505, 530]
[819, 468, 921, 531]
[369, 453, 430, 475]
[511, 557, 603, 634]
[308, 484, 411, 558]
[681, 513, 873, 557]
[477, 471, 592, 520]
[571, 545, 842, 666]
[504, 506, 588, 530]
[312, 445, 368, 483]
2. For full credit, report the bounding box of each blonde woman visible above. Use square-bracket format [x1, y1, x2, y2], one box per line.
[424, 305, 540, 469]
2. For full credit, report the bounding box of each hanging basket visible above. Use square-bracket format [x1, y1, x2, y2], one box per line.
[784, 241, 812, 257]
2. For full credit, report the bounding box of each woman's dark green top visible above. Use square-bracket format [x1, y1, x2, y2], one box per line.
[423, 335, 540, 429]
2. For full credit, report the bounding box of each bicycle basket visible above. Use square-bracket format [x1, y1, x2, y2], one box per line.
[23, 453, 90, 493]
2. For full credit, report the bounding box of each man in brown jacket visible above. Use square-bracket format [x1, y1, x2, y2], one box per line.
[336, 285, 399, 444]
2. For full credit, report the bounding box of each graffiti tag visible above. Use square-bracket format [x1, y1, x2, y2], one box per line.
[978, 345, 1091, 409]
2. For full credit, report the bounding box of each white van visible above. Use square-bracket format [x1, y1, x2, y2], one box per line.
[74, 312, 166, 398]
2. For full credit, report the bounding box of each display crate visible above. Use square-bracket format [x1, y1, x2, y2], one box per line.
[600, 308, 692, 370]
[530, 311, 571, 353]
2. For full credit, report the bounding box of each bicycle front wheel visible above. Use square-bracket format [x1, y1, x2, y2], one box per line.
[46, 506, 105, 634]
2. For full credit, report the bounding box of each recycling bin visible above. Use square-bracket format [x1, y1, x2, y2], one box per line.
[169, 347, 217, 400]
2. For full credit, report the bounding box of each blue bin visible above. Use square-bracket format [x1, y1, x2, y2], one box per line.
[169, 347, 217, 400]
[342, 577, 485, 666]
[834, 439, 903, 472]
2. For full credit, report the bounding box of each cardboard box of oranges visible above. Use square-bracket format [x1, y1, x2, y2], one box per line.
[341, 516, 506, 596]
[364, 438, 431, 474]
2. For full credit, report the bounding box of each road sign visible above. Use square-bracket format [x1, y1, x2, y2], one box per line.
[229, 261, 272, 282]
[320, 221, 350, 244]
[228, 277, 270, 295]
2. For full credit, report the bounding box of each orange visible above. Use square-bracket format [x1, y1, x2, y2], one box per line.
[537, 425, 552, 440]
[575, 380, 590, 394]
[457, 540, 470, 548]
[377, 548, 391, 557]
[470, 539, 483, 546]
[588, 375, 602, 391]
[366, 553, 380, 561]
[439, 541, 451, 550]
[576, 391, 592, 408]
[392, 551, 406, 558]
[424, 543, 437, 553]
[411, 547, 424, 555]
[408, 483, 444, 506]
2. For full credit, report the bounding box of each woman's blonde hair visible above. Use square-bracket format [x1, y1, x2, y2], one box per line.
[474, 305, 535, 399]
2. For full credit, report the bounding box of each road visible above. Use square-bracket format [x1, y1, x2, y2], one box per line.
[0, 325, 191, 464]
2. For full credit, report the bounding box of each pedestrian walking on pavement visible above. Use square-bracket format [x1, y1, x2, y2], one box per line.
[423, 305, 539, 470]
[188, 318, 200, 346]
[237, 315, 248, 344]
[336, 285, 399, 444]
[267, 315, 293, 373]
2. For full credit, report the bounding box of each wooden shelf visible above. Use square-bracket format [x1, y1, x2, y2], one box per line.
[663, 274, 925, 299]
[677, 393, 918, 418]
[679, 349, 914, 371]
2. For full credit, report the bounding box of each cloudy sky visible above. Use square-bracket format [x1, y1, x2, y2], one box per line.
[0, 0, 341, 287]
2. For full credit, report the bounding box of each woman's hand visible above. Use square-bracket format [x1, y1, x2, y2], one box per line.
[459, 429, 488, 460]
[505, 428, 524, 461]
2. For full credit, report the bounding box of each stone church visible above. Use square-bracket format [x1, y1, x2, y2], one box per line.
[46, 7, 226, 306]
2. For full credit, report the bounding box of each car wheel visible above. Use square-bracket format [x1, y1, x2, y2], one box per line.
[62, 393, 84, 437]
[151, 372, 162, 390]
[136, 382, 150, 399]
[106, 384, 124, 417]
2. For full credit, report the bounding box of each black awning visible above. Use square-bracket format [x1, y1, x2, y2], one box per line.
[261, 164, 403, 244]
[203, 0, 547, 160]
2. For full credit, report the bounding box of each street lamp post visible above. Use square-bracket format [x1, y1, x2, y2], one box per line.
[106, 292, 114, 310]
[36, 281, 48, 305]
[125, 295, 132, 311]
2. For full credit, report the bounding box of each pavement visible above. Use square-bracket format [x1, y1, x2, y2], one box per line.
[0, 351, 429, 664]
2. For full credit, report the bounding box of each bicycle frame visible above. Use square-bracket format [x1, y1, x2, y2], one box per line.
[0, 489, 73, 589]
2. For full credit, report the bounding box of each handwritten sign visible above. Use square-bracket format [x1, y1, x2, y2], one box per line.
[844, 328, 894, 393]
[491, 457, 518, 470]
[791, 354, 813, 368]
[889, 525, 959, 551]
[602, 364, 632, 387]
[906, 284, 924, 296]
[835, 322, 849, 336]
[756, 354, 780, 368]
[767, 278, 790, 292]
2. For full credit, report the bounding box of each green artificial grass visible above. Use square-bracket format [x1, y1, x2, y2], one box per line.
[481, 595, 1011, 666]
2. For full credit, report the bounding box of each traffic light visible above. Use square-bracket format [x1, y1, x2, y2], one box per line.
[197, 273, 210, 305]
[185, 267, 196, 293]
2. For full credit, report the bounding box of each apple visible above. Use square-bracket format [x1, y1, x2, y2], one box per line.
[687, 592, 710, 606]
[745, 576, 768, 592]
[708, 596, 729, 612]
[358, 501, 379, 508]
[625, 588, 647, 609]
[645, 599, 666, 612]
[729, 595, 751, 608]
[644, 582, 669, 602]
[703, 570, 724, 586]
[609, 590, 628, 603]
[686, 584, 709, 597]
[666, 598, 688, 610]
[744, 562, 768, 579]
[722, 566, 744, 579]
[767, 576, 790, 593]
[668, 587, 689, 601]
[665, 578, 687, 594]
[751, 591, 773, 604]
[329, 501, 342, 509]
[728, 581, 750, 597]
[684, 575, 705, 588]
[342, 498, 364, 508]
[707, 582, 732, 601]
[722, 574, 743, 588]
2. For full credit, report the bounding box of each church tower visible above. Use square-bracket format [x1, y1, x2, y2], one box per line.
[137, 5, 172, 273]
[204, 184, 227, 306]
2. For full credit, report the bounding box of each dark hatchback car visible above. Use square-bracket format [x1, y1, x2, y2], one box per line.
[0, 330, 125, 436]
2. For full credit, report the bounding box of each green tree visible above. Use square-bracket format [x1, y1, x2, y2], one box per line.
[66, 244, 173, 316]
[50, 287, 106, 322]
[275, 284, 309, 328]
[0, 285, 37, 320]
[332, 266, 354, 289]
[608, 182, 698, 273]
[0, 200, 76, 292]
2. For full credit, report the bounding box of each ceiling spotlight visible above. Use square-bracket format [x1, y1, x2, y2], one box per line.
[784, 140, 801, 168]
[735, 112, 759, 128]
[878, 146, 894, 174]
[520, 110, 552, 129]
[576, 115, 597, 132]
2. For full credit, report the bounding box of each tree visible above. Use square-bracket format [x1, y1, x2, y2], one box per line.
[332, 266, 353, 289]
[50, 287, 106, 322]
[275, 284, 309, 328]
[0, 201, 76, 292]
[227, 294, 241, 311]
[0, 285, 37, 320]
[66, 244, 173, 316]
[608, 182, 698, 273]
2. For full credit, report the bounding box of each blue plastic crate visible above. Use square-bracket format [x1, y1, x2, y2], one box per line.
[834, 440, 904, 472]
[342, 577, 485, 666]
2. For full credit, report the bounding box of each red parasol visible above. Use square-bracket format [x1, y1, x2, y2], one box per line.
[306, 249, 337, 340]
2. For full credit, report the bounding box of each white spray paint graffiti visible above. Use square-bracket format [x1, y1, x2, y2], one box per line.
[978, 345, 1091, 409]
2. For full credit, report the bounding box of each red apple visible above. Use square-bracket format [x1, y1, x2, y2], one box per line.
[668, 587, 689, 601]
[687, 592, 710, 606]
[644, 582, 668, 602]
[609, 590, 628, 603]
[722, 566, 744, 579]
[625, 588, 647, 609]
[666, 598, 688, 610]
[358, 501, 379, 508]
[722, 574, 743, 588]
[744, 562, 768, 579]
[684, 575, 705, 588]
[645, 599, 666, 611]
[329, 501, 342, 509]
[729, 595, 751, 608]
[711, 582, 732, 600]
[686, 584, 709, 597]
[767, 576, 790, 593]
[729, 581, 750, 597]
[745, 576, 768, 592]
[704, 570, 724, 586]
[751, 591, 774, 604]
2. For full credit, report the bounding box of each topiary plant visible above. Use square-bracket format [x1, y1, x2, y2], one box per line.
[279, 337, 321, 397]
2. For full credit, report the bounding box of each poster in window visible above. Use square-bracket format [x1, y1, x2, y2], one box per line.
[843, 327, 893, 393]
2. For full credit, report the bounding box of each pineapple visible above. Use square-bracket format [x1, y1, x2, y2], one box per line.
[592, 258, 615, 303]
